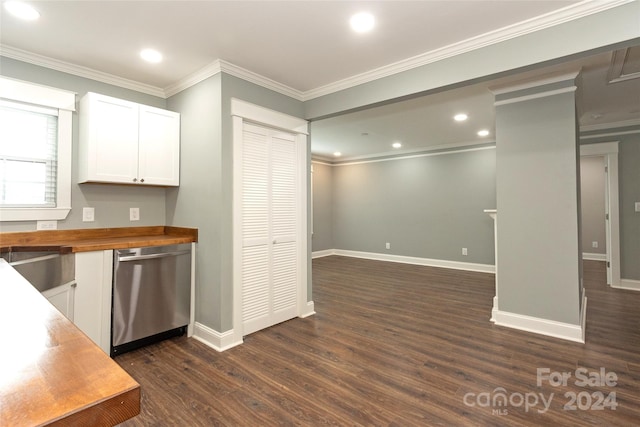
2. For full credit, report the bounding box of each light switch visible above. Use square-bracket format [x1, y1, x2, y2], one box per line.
[83, 207, 95, 222]
[130, 207, 140, 221]
[635, 202, 640, 213]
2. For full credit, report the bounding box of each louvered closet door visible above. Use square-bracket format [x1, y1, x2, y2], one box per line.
[241, 123, 298, 335]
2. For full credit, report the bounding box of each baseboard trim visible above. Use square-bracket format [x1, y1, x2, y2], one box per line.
[321, 249, 495, 274]
[312, 249, 334, 259]
[300, 301, 316, 318]
[493, 298, 586, 343]
[583, 252, 606, 261]
[490, 296, 499, 323]
[615, 278, 640, 291]
[192, 322, 243, 352]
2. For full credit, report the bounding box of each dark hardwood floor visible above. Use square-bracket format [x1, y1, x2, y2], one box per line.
[117, 257, 640, 426]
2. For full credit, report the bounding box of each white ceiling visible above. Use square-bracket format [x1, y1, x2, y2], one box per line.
[1, 1, 638, 161]
[311, 50, 640, 160]
[1, 0, 579, 92]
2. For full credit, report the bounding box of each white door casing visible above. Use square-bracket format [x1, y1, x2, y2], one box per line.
[232, 99, 310, 343]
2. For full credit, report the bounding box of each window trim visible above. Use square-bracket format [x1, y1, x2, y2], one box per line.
[0, 76, 75, 221]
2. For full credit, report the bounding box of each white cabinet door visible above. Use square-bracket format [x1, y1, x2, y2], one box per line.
[241, 123, 299, 335]
[138, 105, 180, 186]
[42, 281, 76, 321]
[74, 250, 113, 354]
[79, 92, 180, 186]
[79, 93, 139, 184]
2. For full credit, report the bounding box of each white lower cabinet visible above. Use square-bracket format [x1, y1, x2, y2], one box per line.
[42, 281, 76, 321]
[74, 250, 113, 354]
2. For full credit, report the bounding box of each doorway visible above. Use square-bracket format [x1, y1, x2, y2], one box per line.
[580, 142, 620, 286]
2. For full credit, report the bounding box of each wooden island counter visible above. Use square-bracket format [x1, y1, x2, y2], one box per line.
[0, 226, 200, 426]
[0, 259, 140, 426]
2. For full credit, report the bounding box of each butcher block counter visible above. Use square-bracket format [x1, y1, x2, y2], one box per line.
[0, 226, 197, 426]
[0, 225, 198, 253]
[0, 259, 140, 426]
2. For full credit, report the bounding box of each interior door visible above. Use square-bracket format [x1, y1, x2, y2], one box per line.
[241, 123, 298, 335]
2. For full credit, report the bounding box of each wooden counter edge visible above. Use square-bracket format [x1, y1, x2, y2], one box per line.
[48, 387, 141, 427]
[0, 226, 197, 247]
[0, 226, 198, 252]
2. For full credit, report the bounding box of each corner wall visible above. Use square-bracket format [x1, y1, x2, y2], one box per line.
[166, 72, 305, 336]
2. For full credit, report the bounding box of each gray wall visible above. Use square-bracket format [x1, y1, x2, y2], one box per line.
[619, 135, 640, 281]
[326, 147, 496, 265]
[166, 72, 305, 333]
[311, 162, 333, 252]
[581, 130, 640, 280]
[166, 75, 223, 331]
[495, 87, 582, 325]
[580, 156, 606, 255]
[0, 57, 168, 232]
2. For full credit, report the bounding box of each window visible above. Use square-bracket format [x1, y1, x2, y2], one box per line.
[0, 76, 74, 221]
[1, 101, 58, 207]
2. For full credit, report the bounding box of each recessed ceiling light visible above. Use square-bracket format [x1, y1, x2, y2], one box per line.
[392, 142, 402, 149]
[477, 129, 490, 137]
[140, 48, 163, 63]
[350, 12, 375, 33]
[333, 152, 342, 157]
[454, 113, 468, 122]
[4, 1, 40, 21]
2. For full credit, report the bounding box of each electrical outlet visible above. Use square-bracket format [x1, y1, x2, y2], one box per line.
[36, 220, 57, 230]
[462, 248, 468, 256]
[592, 241, 598, 248]
[130, 207, 140, 221]
[635, 202, 640, 212]
[82, 207, 95, 222]
[385, 242, 390, 250]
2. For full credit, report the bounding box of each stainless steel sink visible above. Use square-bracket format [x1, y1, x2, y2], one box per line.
[4, 251, 75, 292]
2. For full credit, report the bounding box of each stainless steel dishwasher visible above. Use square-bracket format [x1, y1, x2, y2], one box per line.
[111, 243, 191, 356]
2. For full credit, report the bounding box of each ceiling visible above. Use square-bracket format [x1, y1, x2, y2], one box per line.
[311, 49, 640, 161]
[1, 1, 639, 161]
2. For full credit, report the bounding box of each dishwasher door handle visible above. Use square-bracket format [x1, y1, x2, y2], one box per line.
[118, 250, 191, 262]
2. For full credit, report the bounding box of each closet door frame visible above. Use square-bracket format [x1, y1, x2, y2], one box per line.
[231, 98, 310, 344]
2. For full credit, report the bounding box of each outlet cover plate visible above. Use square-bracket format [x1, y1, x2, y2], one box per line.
[130, 207, 140, 221]
[36, 220, 57, 230]
[82, 207, 95, 222]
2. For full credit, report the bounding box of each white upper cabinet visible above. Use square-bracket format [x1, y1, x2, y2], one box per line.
[79, 92, 180, 186]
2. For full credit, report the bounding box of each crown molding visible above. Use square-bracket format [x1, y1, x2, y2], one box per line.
[301, 0, 634, 101]
[580, 117, 640, 133]
[331, 145, 496, 167]
[165, 59, 305, 100]
[217, 60, 304, 101]
[0, 44, 166, 98]
[1, 0, 633, 102]
[163, 60, 223, 98]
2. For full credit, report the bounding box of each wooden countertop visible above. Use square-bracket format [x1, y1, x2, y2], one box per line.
[0, 226, 198, 253]
[0, 259, 140, 426]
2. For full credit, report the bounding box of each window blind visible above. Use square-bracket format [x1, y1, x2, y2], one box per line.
[0, 100, 58, 207]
